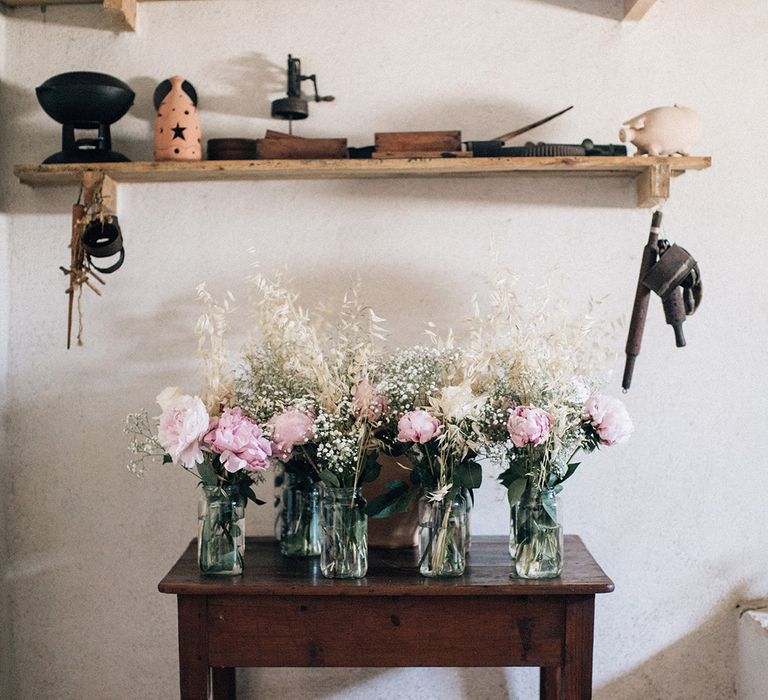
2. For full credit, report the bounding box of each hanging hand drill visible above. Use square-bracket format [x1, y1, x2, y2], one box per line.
[622, 211, 703, 390]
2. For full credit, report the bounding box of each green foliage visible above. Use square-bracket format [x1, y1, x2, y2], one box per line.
[455, 460, 482, 490]
[319, 469, 340, 488]
[364, 480, 413, 518]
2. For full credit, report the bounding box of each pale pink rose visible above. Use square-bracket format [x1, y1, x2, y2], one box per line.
[396, 410, 442, 444]
[204, 407, 272, 473]
[267, 409, 315, 462]
[583, 394, 634, 446]
[156, 391, 209, 468]
[353, 380, 388, 422]
[507, 405, 552, 448]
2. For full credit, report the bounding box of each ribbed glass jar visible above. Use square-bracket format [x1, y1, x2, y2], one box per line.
[418, 494, 467, 577]
[514, 483, 563, 579]
[197, 484, 245, 576]
[280, 472, 321, 557]
[319, 486, 368, 579]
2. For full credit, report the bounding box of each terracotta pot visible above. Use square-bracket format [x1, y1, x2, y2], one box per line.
[153, 75, 201, 161]
[363, 454, 419, 549]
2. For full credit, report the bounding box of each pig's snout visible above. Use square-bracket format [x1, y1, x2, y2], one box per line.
[619, 127, 635, 143]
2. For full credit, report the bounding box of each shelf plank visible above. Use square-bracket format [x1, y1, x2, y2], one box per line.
[14, 156, 711, 187]
[623, 0, 657, 21]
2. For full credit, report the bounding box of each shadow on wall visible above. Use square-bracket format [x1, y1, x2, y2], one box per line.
[595, 594, 742, 700]
[524, 0, 624, 21]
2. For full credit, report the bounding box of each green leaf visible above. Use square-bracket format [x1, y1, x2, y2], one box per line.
[506, 478, 528, 507]
[247, 487, 266, 506]
[456, 461, 482, 490]
[364, 480, 410, 518]
[162, 454, 173, 464]
[361, 456, 381, 483]
[553, 462, 581, 487]
[197, 459, 219, 487]
[542, 493, 559, 524]
[319, 470, 340, 488]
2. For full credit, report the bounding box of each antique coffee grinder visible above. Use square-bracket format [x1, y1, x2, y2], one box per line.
[271, 54, 334, 133]
[623, 211, 703, 390]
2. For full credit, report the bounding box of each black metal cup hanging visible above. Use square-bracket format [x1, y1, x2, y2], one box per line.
[81, 215, 125, 274]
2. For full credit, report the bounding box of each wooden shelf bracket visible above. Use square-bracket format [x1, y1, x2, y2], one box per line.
[636, 163, 671, 208]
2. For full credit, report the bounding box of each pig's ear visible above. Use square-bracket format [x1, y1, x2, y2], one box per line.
[633, 117, 646, 129]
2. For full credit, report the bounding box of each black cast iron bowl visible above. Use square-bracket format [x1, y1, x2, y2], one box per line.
[36, 72, 135, 127]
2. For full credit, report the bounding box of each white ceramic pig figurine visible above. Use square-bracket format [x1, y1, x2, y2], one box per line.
[619, 105, 702, 156]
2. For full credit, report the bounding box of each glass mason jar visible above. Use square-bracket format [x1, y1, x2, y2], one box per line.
[508, 502, 517, 560]
[514, 483, 563, 579]
[280, 472, 321, 557]
[273, 463, 285, 541]
[418, 494, 468, 577]
[198, 484, 246, 576]
[320, 486, 368, 579]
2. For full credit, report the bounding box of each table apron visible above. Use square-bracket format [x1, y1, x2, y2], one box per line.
[206, 594, 568, 668]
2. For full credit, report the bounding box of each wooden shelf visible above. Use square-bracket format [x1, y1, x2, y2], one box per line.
[0, 0, 168, 31]
[14, 156, 711, 208]
[1, 1, 660, 29]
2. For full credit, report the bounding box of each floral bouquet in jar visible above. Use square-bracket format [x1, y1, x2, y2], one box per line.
[240, 272, 390, 578]
[126, 286, 271, 575]
[366, 343, 495, 577]
[470, 274, 633, 579]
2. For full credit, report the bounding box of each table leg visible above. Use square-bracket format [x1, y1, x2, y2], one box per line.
[540, 666, 562, 700]
[561, 596, 595, 700]
[211, 668, 236, 699]
[177, 596, 210, 700]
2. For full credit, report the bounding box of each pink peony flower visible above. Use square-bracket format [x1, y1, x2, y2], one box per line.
[583, 394, 634, 446]
[507, 405, 552, 448]
[267, 409, 315, 462]
[397, 410, 442, 444]
[353, 380, 388, 422]
[204, 407, 272, 473]
[156, 390, 210, 469]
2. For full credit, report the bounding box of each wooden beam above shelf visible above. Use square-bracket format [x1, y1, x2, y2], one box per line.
[13, 156, 711, 208]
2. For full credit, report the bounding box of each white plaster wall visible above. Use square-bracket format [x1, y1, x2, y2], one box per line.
[1, 1, 767, 698]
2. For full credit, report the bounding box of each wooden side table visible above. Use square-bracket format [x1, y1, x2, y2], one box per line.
[159, 535, 613, 700]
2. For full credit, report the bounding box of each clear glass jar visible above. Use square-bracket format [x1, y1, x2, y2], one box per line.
[418, 494, 468, 577]
[280, 472, 321, 558]
[320, 486, 368, 579]
[198, 484, 246, 576]
[273, 464, 284, 541]
[514, 483, 563, 579]
[508, 502, 517, 560]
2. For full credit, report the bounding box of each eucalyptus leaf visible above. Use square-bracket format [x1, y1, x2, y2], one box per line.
[364, 480, 410, 518]
[361, 457, 381, 484]
[319, 470, 340, 488]
[542, 495, 559, 524]
[162, 454, 173, 464]
[507, 478, 528, 507]
[247, 487, 266, 506]
[456, 461, 482, 490]
[197, 459, 219, 487]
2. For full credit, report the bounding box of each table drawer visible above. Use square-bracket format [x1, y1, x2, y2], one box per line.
[207, 595, 565, 667]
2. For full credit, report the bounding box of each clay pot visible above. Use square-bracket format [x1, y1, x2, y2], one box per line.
[364, 454, 419, 549]
[153, 75, 201, 161]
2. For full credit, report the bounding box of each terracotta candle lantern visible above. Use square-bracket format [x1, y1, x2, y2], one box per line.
[153, 75, 201, 161]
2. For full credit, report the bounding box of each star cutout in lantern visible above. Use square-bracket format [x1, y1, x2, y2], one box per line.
[171, 123, 187, 140]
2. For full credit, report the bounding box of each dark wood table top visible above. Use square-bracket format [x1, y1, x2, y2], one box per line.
[159, 535, 614, 597]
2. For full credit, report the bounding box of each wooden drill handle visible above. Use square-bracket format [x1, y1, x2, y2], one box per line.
[622, 210, 662, 390]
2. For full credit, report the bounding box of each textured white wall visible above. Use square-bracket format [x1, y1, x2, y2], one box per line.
[1, 1, 767, 698]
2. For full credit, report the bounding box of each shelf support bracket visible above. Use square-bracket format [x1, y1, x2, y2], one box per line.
[81, 171, 117, 214]
[636, 163, 670, 208]
[623, 0, 657, 21]
[103, 0, 136, 31]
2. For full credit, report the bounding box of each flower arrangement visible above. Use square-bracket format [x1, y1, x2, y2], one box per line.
[126, 285, 271, 574]
[468, 272, 633, 577]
